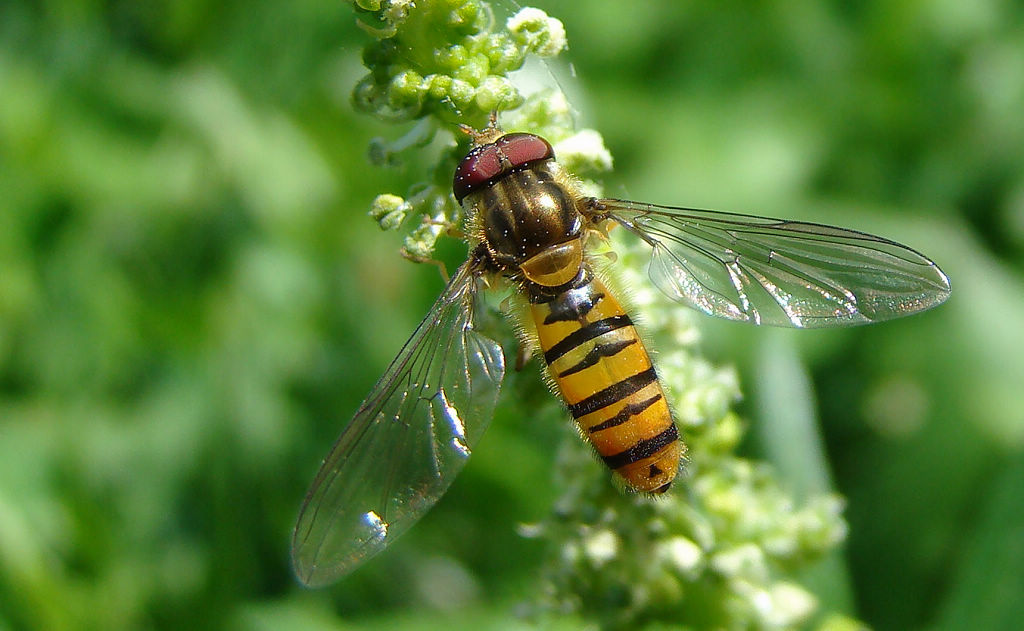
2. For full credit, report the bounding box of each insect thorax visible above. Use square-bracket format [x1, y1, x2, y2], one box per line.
[470, 162, 585, 285]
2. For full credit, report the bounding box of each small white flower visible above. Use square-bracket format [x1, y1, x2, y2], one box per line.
[583, 529, 619, 566]
[554, 129, 614, 173]
[507, 8, 567, 57]
[658, 536, 703, 576]
[764, 582, 817, 626]
[710, 543, 768, 582]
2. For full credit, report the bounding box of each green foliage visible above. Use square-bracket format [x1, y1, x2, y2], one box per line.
[1, 1, 1023, 630]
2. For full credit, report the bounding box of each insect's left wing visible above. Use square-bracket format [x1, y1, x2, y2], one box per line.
[590, 199, 951, 328]
[292, 262, 505, 586]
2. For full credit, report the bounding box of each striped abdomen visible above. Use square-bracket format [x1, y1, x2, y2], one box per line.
[528, 271, 683, 492]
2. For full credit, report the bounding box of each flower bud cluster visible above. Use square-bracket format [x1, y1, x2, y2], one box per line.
[351, 0, 566, 123]
[356, 1, 576, 259]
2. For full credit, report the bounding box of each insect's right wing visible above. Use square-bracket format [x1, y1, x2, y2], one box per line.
[291, 262, 506, 587]
[591, 199, 951, 328]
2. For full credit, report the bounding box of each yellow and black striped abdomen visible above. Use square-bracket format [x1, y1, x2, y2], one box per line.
[528, 272, 683, 492]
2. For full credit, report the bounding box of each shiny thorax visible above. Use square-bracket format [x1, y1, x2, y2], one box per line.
[456, 129, 683, 492]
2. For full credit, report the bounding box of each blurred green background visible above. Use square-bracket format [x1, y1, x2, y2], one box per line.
[2, 1, 1023, 629]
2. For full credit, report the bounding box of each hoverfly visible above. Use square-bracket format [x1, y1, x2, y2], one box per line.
[292, 118, 950, 586]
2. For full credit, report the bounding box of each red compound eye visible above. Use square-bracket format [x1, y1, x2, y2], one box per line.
[495, 133, 553, 170]
[453, 133, 554, 201]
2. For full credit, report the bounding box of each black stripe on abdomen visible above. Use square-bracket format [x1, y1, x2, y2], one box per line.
[543, 315, 633, 365]
[567, 366, 658, 419]
[587, 393, 663, 433]
[600, 424, 679, 470]
[557, 339, 637, 378]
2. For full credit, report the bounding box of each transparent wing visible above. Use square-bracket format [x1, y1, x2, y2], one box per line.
[591, 199, 951, 328]
[291, 262, 505, 586]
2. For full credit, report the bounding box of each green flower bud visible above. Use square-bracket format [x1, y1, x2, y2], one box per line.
[507, 7, 567, 57]
[369, 194, 409, 230]
[475, 76, 522, 112]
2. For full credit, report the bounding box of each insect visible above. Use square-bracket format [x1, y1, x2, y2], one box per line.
[291, 118, 951, 586]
